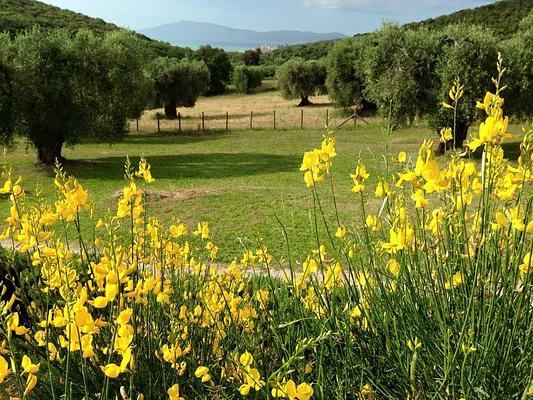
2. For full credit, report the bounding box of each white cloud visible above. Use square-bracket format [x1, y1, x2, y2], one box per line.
[300, 0, 492, 12]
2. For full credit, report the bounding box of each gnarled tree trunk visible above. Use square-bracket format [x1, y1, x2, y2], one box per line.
[298, 96, 312, 107]
[437, 120, 470, 155]
[164, 100, 177, 118]
[37, 140, 64, 165]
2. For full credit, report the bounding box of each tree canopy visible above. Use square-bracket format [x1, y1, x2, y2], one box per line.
[232, 65, 265, 94]
[325, 36, 368, 111]
[193, 45, 232, 96]
[276, 59, 326, 106]
[2, 28, 151, 164]
[362, 23, 440, 128]
[150, 57, 210, 118]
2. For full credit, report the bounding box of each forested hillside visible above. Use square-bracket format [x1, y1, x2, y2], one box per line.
[262, 0, 533, 65]
[404, 0, 533, 36]
[0, 0, 189, 58]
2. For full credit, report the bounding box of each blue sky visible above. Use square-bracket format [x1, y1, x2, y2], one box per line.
[41, 0, 495, 34]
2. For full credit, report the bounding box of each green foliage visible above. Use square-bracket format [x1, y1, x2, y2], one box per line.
[276, 59, 326, 106]
[325, 35, 368, 111]
[405, 0, 533, 37]
[0, 32, 14, 145]
[242, 48, 261, 66]
[193, 45, 233, 96]
[5, 28, 151, 164]
[500, 12, 533, 119]
[362, 23, 440, 128]
[149, 57, 210, 117]
[429, 24, 499, 144]
[261, 40, 336, 66]
[232, 65, 265, 93]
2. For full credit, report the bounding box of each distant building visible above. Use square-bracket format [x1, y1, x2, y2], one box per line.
[259, 44, 278, 53]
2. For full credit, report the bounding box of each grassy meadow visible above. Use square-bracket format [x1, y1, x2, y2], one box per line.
[0, 89, 440, 262]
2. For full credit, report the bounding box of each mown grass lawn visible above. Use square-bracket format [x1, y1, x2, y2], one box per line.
[0, 120, 524, 262]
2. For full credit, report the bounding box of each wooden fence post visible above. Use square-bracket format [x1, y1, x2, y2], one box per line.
[250, 111, 253, 129]
[354, 107, 357, 128]
[300, 109, 304, 129]
[326, 109, 329, 127]
[157, 113, 160, 133]
[178, 112, 181, 132]
[136, 118, 139, 132]
[201, 112, 205, 132]
[226, 112, 229, 131]
[273, 110, 276, 130]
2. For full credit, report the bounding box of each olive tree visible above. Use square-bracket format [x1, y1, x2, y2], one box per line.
[8, 28, 151, 164]
[149, 57, 209, 118]
[233, 65, 264, 93]
[430, 24, 499, 148]
[276, 59, 326, 106]
[0, 33, 14, 145]
[326, 35, 368, 111]
[193, 45, 232, 95]
[362, 23, 439, 128]
[501, 12, 533, 119]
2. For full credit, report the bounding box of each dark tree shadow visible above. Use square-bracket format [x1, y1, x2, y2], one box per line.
[470, 140, 522, 161]
[80, 131, 232, 146]
[64, 153, 300, 181]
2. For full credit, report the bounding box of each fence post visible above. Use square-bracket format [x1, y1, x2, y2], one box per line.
[354, 107, 357, 128]
[178, 112, 181, 133]
[201, 112, 205, 132]
[250, 111, 253, 129]
[300, 109, 304, 129]
[226, 112, 229, 131]
[157, 113, 160, 133]
[326, 109, 329, 127]
[273, 110, 276, 130]
[136, 118, 139, 132]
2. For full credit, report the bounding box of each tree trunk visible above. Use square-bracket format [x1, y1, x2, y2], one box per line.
[164, 101, 177, 118]
[454, 120, 469, 148]
[37, 141, 64, 165]
[298, 96, 312, 107]
[437, 120, 470, 155]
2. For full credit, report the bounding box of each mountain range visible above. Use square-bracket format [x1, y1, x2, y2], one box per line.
[138, 20, 346, 51]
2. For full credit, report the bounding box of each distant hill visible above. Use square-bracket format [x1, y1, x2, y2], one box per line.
[404, 0, 533, 36]
[138, 20, 346, 51]
[263, 0, 533, 64]
[0, 0, 189, 58]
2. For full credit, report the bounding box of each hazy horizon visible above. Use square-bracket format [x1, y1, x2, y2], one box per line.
[40, 0, 496, 36]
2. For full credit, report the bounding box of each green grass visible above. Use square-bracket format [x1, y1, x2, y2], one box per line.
[0, 122, 524, 262]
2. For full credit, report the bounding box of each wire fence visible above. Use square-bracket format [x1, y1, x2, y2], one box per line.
[130, 108, 369, 134]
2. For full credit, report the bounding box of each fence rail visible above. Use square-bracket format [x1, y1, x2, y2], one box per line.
[131, 108, 369, 134]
